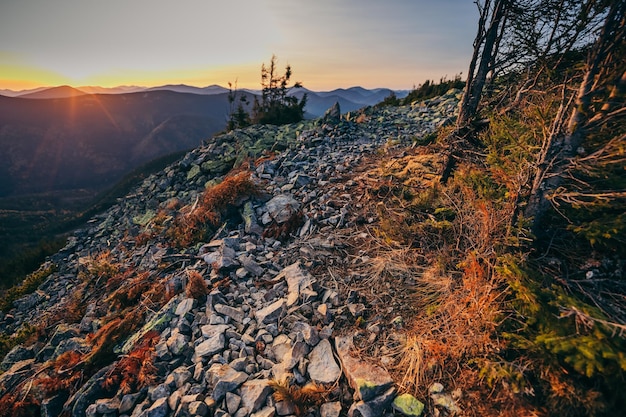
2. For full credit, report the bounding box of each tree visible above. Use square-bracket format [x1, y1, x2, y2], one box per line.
[525, 0, 626, 235]
[227, 80, 251, 131]
[251, 55, 307, 125]
[456, 0, 512, 129]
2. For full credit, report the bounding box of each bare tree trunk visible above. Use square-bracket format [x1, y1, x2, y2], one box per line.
[525, 1, 625, 235]
[457, 0, 510, 128]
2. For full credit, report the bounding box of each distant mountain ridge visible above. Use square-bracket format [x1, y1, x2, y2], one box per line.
[0, 84, 408, 199]
[0, 90, 230, 198]
[1, 84, 408, 116]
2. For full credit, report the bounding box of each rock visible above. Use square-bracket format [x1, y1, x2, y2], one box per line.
[347, 388, 395, 417]
[241, 255, 265, 277]
[251, 407, 276, 417]
[335, 335, 394, 401]
[226, 392, 242, 414]
[206, 363, 248, 401]
[392, 393, 425, 416]
[140, 397, 169, 417]
[166, 366, 192, 388]
[120, 390, 146, 414]
[175, 298, 197, 316]
[0, 344, 35, 371]
[214, 303, 245, 323]
[41, 393, 68, 417]
[150, 383, 170, 401]
[188, 400, 209, 416]
[308, 339, 341, 384]
[273, 262, 314, 306]
[196, 324, 229, 358]
[292, 321, 320, 346]
[166, 329, 189, 356]
[68, 365, 113, 417]
[261, 194, 301, 225]
[95, 397, 121, 414]
[255, 299, 285, 324]
[240, 379, 273, 413]
[243, 201, 263, 235]
[320, 401, 342, 417]
[323, 102, 341, 123]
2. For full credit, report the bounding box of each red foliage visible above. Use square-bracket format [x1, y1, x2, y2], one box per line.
[185, 270, 209, 300]
[102, 331, 160, 394]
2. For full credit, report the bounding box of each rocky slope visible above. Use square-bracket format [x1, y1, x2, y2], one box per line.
[0, 90, 461, 417]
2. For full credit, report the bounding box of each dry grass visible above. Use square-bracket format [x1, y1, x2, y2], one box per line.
[336, 148, 523, 415]
[167, 170, 257, 247]
[268, 378, 331, 416]
[102, 330, 159, 394]
[185, 270, 209, 300]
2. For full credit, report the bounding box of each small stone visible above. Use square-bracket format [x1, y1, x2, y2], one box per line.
[255, 299, 285, 324]
[308, 339, 341, 384]
[188, 401, 209, 416]
[215, 304, 245, 323]
[226, 392, 242, 415]
[392, 393, 425, 416]
[335, 335, 393, 401]
[150, 383, 170, 401]
[251, 406, 276, 417]
[175, 298, 197, 316]
[206, 363, 248, 401]
[240, 379, 273, 413]
[142, 397, 169, 417]
[320, 401, 342, 417]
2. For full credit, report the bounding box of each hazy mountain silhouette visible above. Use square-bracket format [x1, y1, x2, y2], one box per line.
[0, 90, 229, 198]
[13, 85, 87, 99]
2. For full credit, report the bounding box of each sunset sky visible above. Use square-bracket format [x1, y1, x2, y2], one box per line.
[0, 0, 478, 91]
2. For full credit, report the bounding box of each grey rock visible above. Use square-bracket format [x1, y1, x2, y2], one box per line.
[68, 364, 113, 417]
[308, 339, 341, 384]
[196, 324, 229, 358]
[251, 406, 276, 417]
[175, 298, 197, 316]
[335, 335, 393, 401]
[292, 321, 320, 346]
[95, 397, 121, 414]
[215, 304, 245, 323]
[261, 194, 301, 225]
[241, 256, 265, 277]
[206, 363, 248, 401]
[272, 261, 314, 307]
[120, 390, 146, 414]
[167, 329, 190, 356]
[188, 400, 209, 416]
[0, 344, 35, 371]
[240, 379, 273, 413]
[139, 397, 169, 417]
[226, 392, 242, 414]
[41, 393, 68, 417]
[392, 393, 425, 416]
[166, 366, 192, 388]
[320, 402, 342, 417]
[255, 299, 285, 324]
[323, 102, 341, 123]
[150, 383, 171, 401]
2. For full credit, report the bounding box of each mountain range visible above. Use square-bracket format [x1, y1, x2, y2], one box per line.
[0, 84, 407, 199]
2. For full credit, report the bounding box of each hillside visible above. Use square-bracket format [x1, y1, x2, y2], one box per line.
[0, 93, 463, 417]
[0, 91, 229, 198]
[0, 75, 623, 417]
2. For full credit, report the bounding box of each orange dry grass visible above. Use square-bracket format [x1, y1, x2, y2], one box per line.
[168, 170, 257, 246]
[102, 330, 159, 394]
[185, 270, 209, 299]
[269, 378, 331, 417]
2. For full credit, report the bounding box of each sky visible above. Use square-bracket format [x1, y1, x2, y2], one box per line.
[0, 0, 479, 91]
